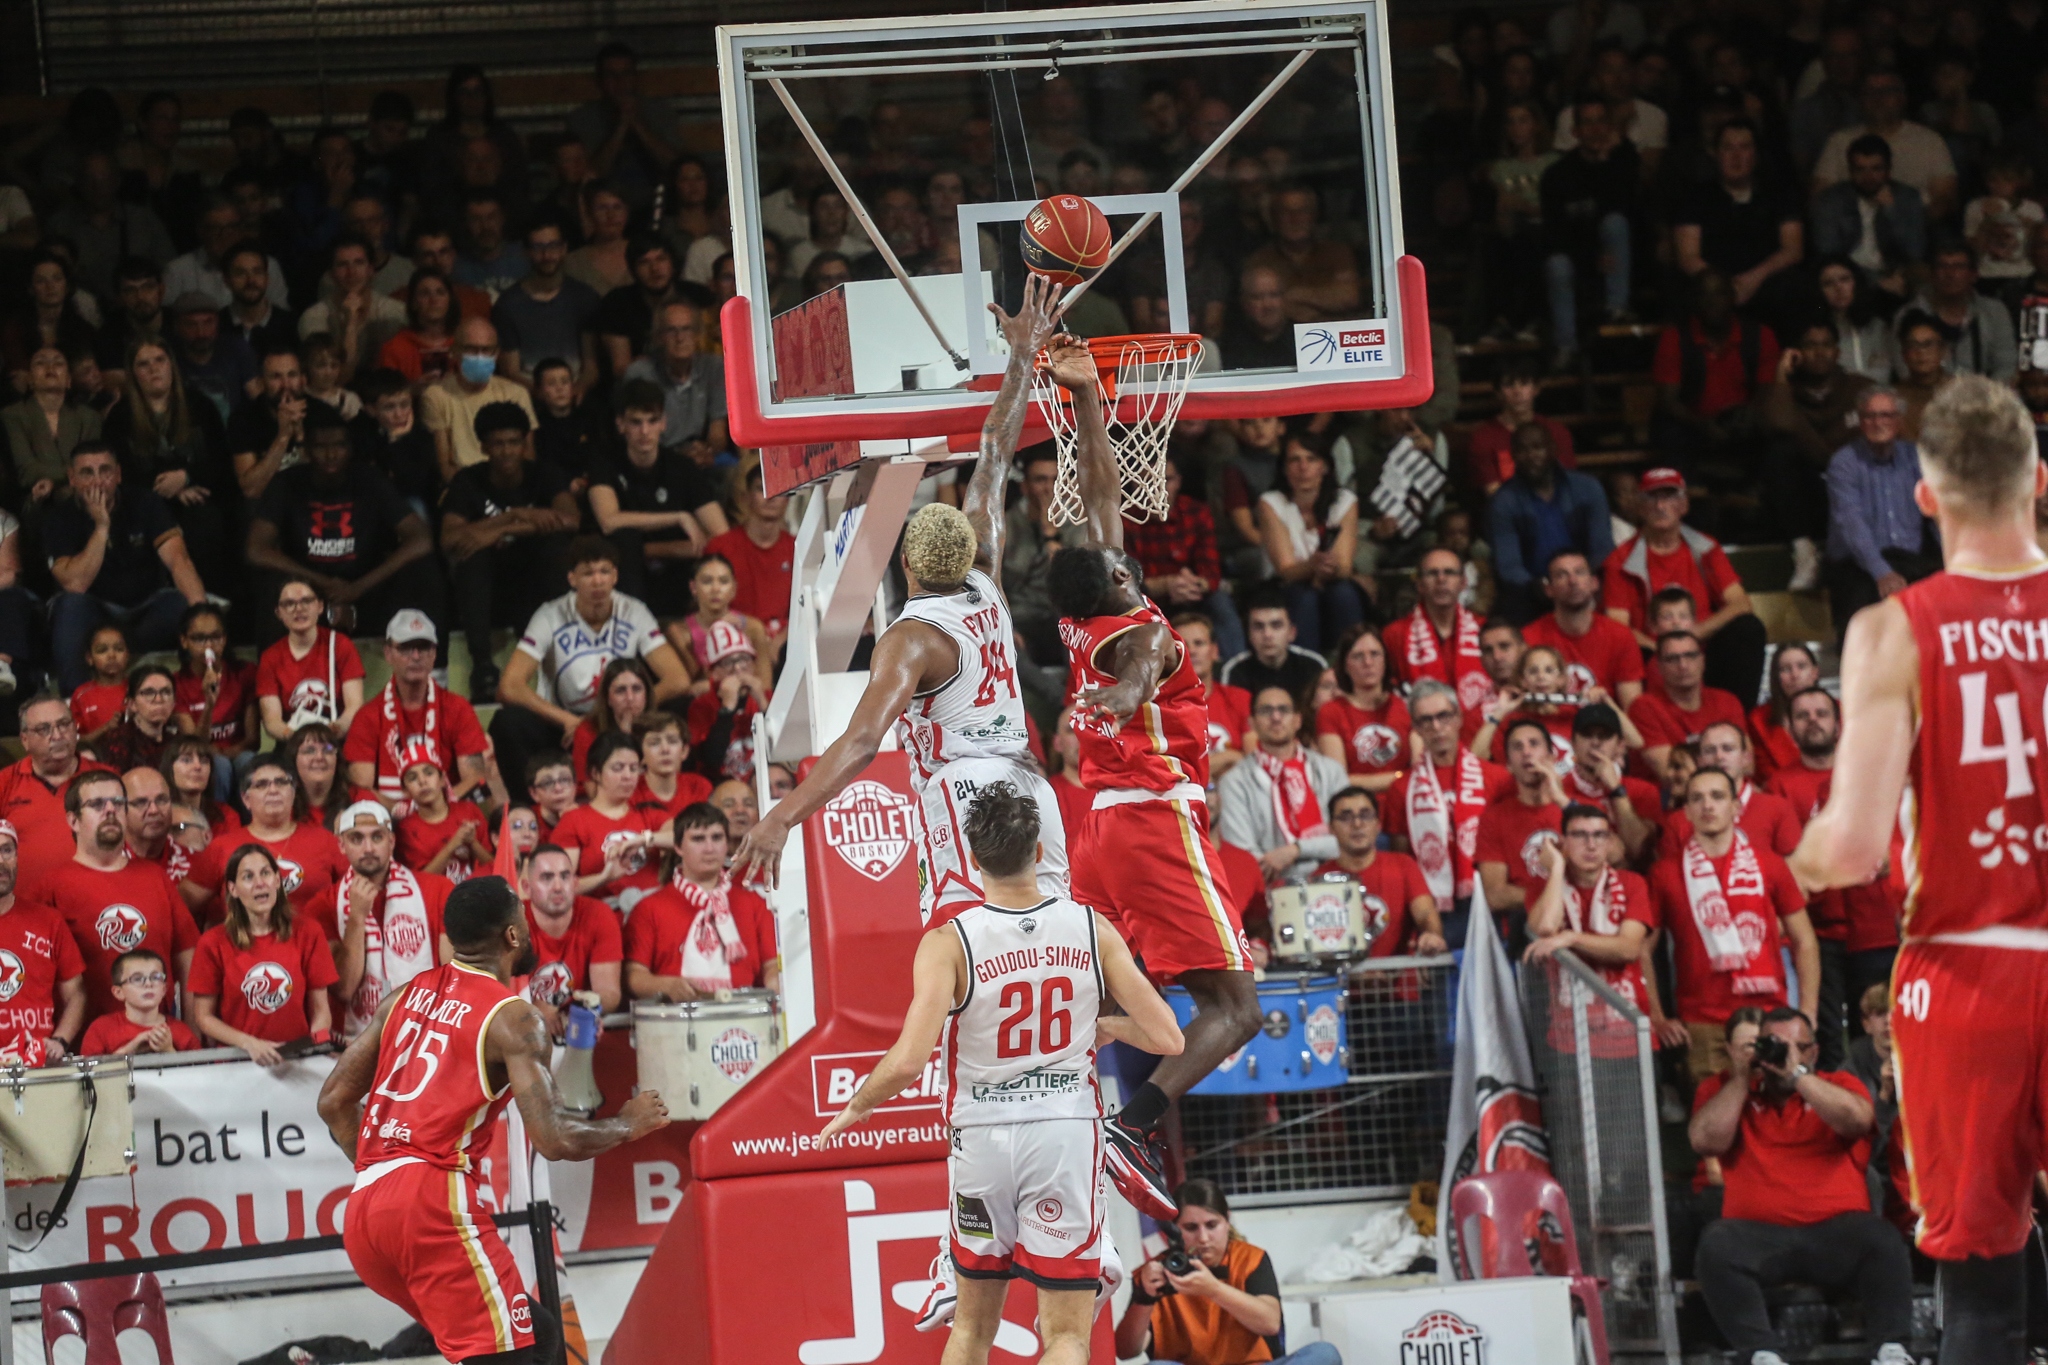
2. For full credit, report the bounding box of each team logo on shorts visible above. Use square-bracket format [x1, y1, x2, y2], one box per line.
[1350, 723, 1402, 769]
[820, 781, 914, 881]
[1306, 1004, 1342, 1066]
[509, 1294, 532, 1332]
[240, 961, 294, 1014]
[0, 950, 24, 1001]
[1035, 1197, 1063, 1223]
[955, 1193, 994, 1238]
[382, 911, 429, 963]
[709, 1027, 761, 1082]
[527, 961, 572, 1008]
[1402, 1310, 1486, 1361]
[95, 905, 148, 952]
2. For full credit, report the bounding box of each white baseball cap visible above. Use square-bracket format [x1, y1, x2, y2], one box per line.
[386, 609, 437, 646]
[337, 800, 393, 831]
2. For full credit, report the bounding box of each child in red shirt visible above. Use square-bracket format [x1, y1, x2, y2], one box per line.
[80, 949, 202, 1055]
[394, 744, 492, 882]
[70, 626, 130, 740]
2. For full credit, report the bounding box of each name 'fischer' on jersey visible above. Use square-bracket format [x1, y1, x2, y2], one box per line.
[1937, 617, 2048, 665]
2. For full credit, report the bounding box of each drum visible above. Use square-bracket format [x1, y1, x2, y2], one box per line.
[633, 992, 783, 1120]
[1267, 878, 1379, 963]
[1166, 973, 1348, 1094]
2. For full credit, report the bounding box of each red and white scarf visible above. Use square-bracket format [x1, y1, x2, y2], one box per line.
[335, 864, 438, 1038]
[1403, 603, 1492, 712]
[1679, 831, 1778, 995]
[374, 678, 440, 801]
[1257, 747, 1329, 845]
[672, 866, 748, 993]
[1564, 869, 1646, 1011]
[1405, 749, 1489, 903]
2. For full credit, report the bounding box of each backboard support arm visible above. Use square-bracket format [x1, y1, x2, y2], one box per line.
[765, 78, 969, 371]
[1058, 41, 1322, 316]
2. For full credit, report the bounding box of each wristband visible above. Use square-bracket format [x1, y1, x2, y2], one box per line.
[1128, 1285, 1159, 1306]
[1608, 787, 1627, 801]
[310, 1029, 332, 1046]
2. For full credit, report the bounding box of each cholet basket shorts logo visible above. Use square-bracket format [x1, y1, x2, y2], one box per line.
[821, 781, 915, 881]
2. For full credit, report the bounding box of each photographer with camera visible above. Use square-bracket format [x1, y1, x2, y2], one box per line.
[1115, 1179, 1342, 1365]
[1687, 1005, 1915, 1365]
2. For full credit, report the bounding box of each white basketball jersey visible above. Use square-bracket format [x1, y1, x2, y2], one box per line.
[890, 570, 1031, 785]
[944, 896, 1104, 1127]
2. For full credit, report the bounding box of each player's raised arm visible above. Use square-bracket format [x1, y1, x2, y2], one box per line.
[1788, 598, 1918, 894]
[733, 622, 953, 886]
[820, 924, 964, 1142]
[1043, 337, 1122, 550]
[315, 990, 400, 1160]
[1093, 913, 1185, 1055]
[493, 999, 669, 1160]
[963, 273, 1064, 585]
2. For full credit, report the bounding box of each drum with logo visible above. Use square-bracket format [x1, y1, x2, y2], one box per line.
[1165, 974, 1348, 1094]
[633, 992, 782, 1120]
[1267, 878, 1379, 963]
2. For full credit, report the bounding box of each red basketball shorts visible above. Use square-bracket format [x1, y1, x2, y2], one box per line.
[345, 1159, 535, 1359]
[1891, 938, 2048, 1261]
[1070, 795, 1251, 983]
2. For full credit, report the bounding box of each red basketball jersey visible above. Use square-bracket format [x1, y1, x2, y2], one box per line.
[1059, 601, 1210, 792]
[355, 961, 523, 1173]
[1897, 565, 2048, 936]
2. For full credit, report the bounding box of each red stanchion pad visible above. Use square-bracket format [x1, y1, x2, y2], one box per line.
[601, 1160, 1116, 1363]
[689, 750, 949, 1180]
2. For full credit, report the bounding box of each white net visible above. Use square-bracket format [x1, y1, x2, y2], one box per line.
[1034, 335, 1203, 527]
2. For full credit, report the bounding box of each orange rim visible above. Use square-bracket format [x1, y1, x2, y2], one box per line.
[1036, 333, 1203, 405]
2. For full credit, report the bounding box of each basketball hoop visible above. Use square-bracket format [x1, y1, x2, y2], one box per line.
[1034, 333, 1204, 527]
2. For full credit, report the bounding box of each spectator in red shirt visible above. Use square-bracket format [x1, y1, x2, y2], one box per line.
[1688, 1007, 1913, 1365]
[80, 948, 201, 1054]
[70, 625, 130, 741]
[1314, 623, 1410, 792]
[1748, 643, 1821, 781]
[182, 755, 348, 927]
[91, 664, 180, 774]
[395, 742, 492, 882]
[704, 461, 797, 647]
[256, 576, 366, 743]
[624, 804, 779, 998]
[1602, 467, 1767, 704]
[1650, 268, 1780, 475]
[47, 769, 201, 1016]
[1558, 704, 1661, 863]
[0, 698, 114, 891]
[1125, 457, 1245, 661]
[0, 820, 86, 1063]
[1476, 718, 1571, 941]
[554, 730, 669, 910]
[188, 842, 338, 1062]
[1173, 611, 1250, 781]
[634, 712, 713, 829]
[1650, 768, 1820, 1080]
[521, 843, 622, 1031]
[171, 602, 258, 757]
[343, 609, 490, 806]
[1381, 679, 1513, 947]
[1520, 549, 1644, 705]
[570, 656, 653, 787]
[1467, 362, 1578, 497]
[1313, 788, 1445, 956]
[1523, 803, 1658, 1018]
[1628, 632, 1750, 782]
[1660, 721, 1803, 856]
[685, 621, 766, 784]
[526, 755, 578, 838]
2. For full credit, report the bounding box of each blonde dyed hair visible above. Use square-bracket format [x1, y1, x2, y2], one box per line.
[902, 503, 976, 591]
[1918, 375, 2038, 514]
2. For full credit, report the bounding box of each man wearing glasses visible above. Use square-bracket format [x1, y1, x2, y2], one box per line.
[0, 821, 86, 1065]
[42, 770, 199, 1017]
[1823, 385, 1941, 629]
[1377, 679, 1511, 950]
[0, 697, 116, 890]
[1627, 632, 1749, 783]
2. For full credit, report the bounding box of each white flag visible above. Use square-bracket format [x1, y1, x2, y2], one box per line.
[1436, 904, 1551, 1281]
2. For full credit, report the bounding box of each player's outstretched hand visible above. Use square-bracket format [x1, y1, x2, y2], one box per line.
[620, 1090, 671, 1141]
[988, 272, 1063, 363]
[1043, 335, 1096, 394]
[732, 815, 789, 890]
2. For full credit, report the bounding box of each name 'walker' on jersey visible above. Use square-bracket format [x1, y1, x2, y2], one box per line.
[354, 961, 523, 1173]
[944, 896, 1104, 1128]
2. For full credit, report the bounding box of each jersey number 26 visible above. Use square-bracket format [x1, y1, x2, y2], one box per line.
[997, 976, 1075, 1058]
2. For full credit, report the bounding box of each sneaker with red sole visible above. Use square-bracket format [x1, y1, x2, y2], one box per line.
[914, 1241, 956, 1332]
[1103, 1115, 1176, 1218]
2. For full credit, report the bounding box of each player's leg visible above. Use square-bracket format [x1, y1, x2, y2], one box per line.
[940, 1277, 1009, 1365]
[1941, 1254, 2028, 1364]
[1033, 1287, 1095, 1365]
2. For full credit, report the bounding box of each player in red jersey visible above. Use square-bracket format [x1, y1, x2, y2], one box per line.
[1791, 377, 2048, 1363]
[1040, 338, 1258, 1219]
[318, 877, 668, 1364]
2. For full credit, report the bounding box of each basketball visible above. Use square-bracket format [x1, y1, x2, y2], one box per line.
[1019, 194, 1114, 287]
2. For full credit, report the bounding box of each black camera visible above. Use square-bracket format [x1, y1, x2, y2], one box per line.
[1157, 1225, 1195, 1292]
[1752, 1034, 1789, 1069]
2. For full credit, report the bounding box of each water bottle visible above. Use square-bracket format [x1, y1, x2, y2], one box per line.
[554, 992, 604, 1118]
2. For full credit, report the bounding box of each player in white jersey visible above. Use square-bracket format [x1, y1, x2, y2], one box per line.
[823, 782, 1183, 1365]
[735, 274, 1072, 923]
